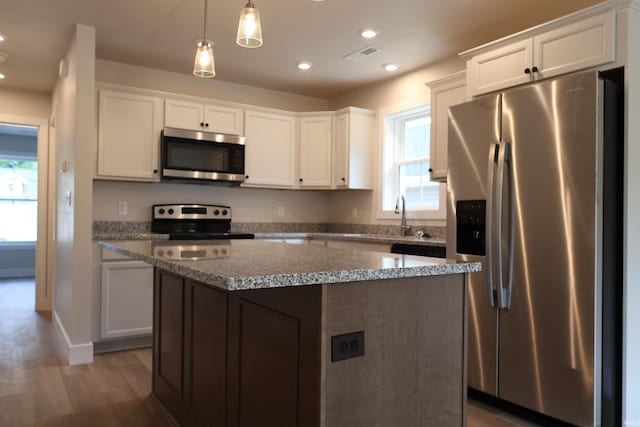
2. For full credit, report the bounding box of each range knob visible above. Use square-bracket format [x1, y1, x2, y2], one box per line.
[158, 208, 165, 215]
[168, 208, 174, 215]
[214, 209, 220, 215]
[222, 209, 228, 216]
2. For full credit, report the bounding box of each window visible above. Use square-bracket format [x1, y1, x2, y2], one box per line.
[0, 159, 38, 242]
[380, 105, 445, 219]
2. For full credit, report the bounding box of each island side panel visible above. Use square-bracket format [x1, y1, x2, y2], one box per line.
[153, 269, 187, 424]
[322, 275, 467, 427]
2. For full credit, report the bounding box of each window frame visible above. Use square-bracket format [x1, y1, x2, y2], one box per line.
[377, 103, 446, 221]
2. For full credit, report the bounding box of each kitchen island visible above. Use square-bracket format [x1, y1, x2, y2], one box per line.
[99, 239, 480, 427]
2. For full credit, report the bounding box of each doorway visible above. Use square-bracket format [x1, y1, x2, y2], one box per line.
[0, 123, 38, 287]
[0, 115, 50, 312]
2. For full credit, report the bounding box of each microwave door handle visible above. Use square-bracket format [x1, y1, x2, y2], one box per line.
[486, 142, 499, 308]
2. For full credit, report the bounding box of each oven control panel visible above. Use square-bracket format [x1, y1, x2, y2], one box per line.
[153, 204, 231, 220]
[153, 243, 231, 260]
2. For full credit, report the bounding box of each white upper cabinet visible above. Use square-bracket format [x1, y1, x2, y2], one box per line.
[333, 108, 375, 189]
[243, 110, 297, 188]
[425, 71, 467, 182]
[164, 99, 244, 135]
[466, 10, 616, 96]
[532, 11, 616, 80]
[467, 40, 533, 97]
[298, 114, 332, 188]
[97, 89, 163, 181]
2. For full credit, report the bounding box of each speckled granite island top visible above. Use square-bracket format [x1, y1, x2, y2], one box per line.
[99, 239, 480, 291]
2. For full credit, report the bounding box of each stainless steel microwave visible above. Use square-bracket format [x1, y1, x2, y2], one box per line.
[161, 128, 246, 184]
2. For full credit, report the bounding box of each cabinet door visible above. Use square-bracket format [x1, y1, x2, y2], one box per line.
[299, 115, 332, 187]
[101, 261, 153, 339]
[164, 99, 204, 131]
[244, 110, 296, 187]
[333, 112, 349, 187]
[467, 39, 533, 96]
[97, 90, 163, 180]
[427, 72, 467, 182]
[533, 11, 615, 80]
[203, 103, 244, 135]
[184, 282, 228, 426]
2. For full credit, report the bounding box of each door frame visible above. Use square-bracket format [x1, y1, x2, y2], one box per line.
[0, 113, 51, 311]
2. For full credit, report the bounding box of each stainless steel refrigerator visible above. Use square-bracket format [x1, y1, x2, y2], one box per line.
[446, 70, 622, 426]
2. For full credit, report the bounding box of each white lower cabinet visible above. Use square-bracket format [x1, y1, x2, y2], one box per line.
[100, 260, 153, 339]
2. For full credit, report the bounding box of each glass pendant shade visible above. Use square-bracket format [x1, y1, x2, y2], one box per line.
[193, 41, 215, 78]
[236, 2, 263, 48]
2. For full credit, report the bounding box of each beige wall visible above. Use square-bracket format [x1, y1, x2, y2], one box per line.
[52, 24, 96, 364]
[93, 181, 329, 223]
[96, 59, 329, 112]
[328, 56, 465, 228]
[0, 87, 51, 119]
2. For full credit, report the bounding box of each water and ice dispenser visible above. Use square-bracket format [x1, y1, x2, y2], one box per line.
[456, 200, 486, 256]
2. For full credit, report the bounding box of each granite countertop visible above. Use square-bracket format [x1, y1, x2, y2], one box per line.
[255, 232, 446, 247]
[93, 232, 169, 241]
[99, 239, 480, 292]
[93, 231, 446, 246]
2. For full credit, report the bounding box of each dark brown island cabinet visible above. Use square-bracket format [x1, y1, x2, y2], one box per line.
[152, 268, 467, 427]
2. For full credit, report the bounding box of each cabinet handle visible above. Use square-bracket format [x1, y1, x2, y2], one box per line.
[205, 123, 209, 127]
[153, 169, 158, 174]
[299, 178, 303, 182]
[245, 175, 249, 179]
[341, 177, 346, 181]
[532, 66, 539, 73]
[524, 68, 531, 74]
[200, 122, 205, 127]
[428, 168, 433, 173]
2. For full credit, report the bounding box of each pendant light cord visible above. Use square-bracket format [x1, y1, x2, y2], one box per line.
[202, 0, 208, 42]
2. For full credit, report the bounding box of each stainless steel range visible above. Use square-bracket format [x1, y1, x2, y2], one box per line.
[151, 204, 254, 240]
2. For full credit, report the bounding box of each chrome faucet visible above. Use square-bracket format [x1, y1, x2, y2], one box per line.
[394, 194, 411, 236]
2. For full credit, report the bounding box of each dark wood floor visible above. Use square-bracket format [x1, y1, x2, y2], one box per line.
[0, 278, 536, 426]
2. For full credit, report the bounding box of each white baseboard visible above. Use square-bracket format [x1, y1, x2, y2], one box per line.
[53, 310, 94, 365]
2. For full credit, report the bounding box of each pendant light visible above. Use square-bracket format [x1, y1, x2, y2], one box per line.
[236, 1, 263, 48]
[193, 0, 215, 78]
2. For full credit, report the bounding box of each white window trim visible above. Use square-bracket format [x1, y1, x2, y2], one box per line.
[376, 99, 446, 221]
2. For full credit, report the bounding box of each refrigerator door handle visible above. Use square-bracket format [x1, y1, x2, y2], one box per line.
[486, 143, 500, 308]
[495, 142, 506, 309]
[496, 141, 515, 309]
[505, 142, 515, 309]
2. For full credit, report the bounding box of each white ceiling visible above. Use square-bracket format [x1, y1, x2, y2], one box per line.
[0, 0, 603, 98]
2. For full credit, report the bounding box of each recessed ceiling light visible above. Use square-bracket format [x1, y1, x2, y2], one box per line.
[361, 29, 377, 39]
[0, 33, 6, 42]
[384, 64, 399, 72]
[298, 62, 312, 70]
[0, 73, 5, 79]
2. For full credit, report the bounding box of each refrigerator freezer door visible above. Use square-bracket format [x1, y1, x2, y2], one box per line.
[447, 94, 500, 395]
[498, 71, 600, 425]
